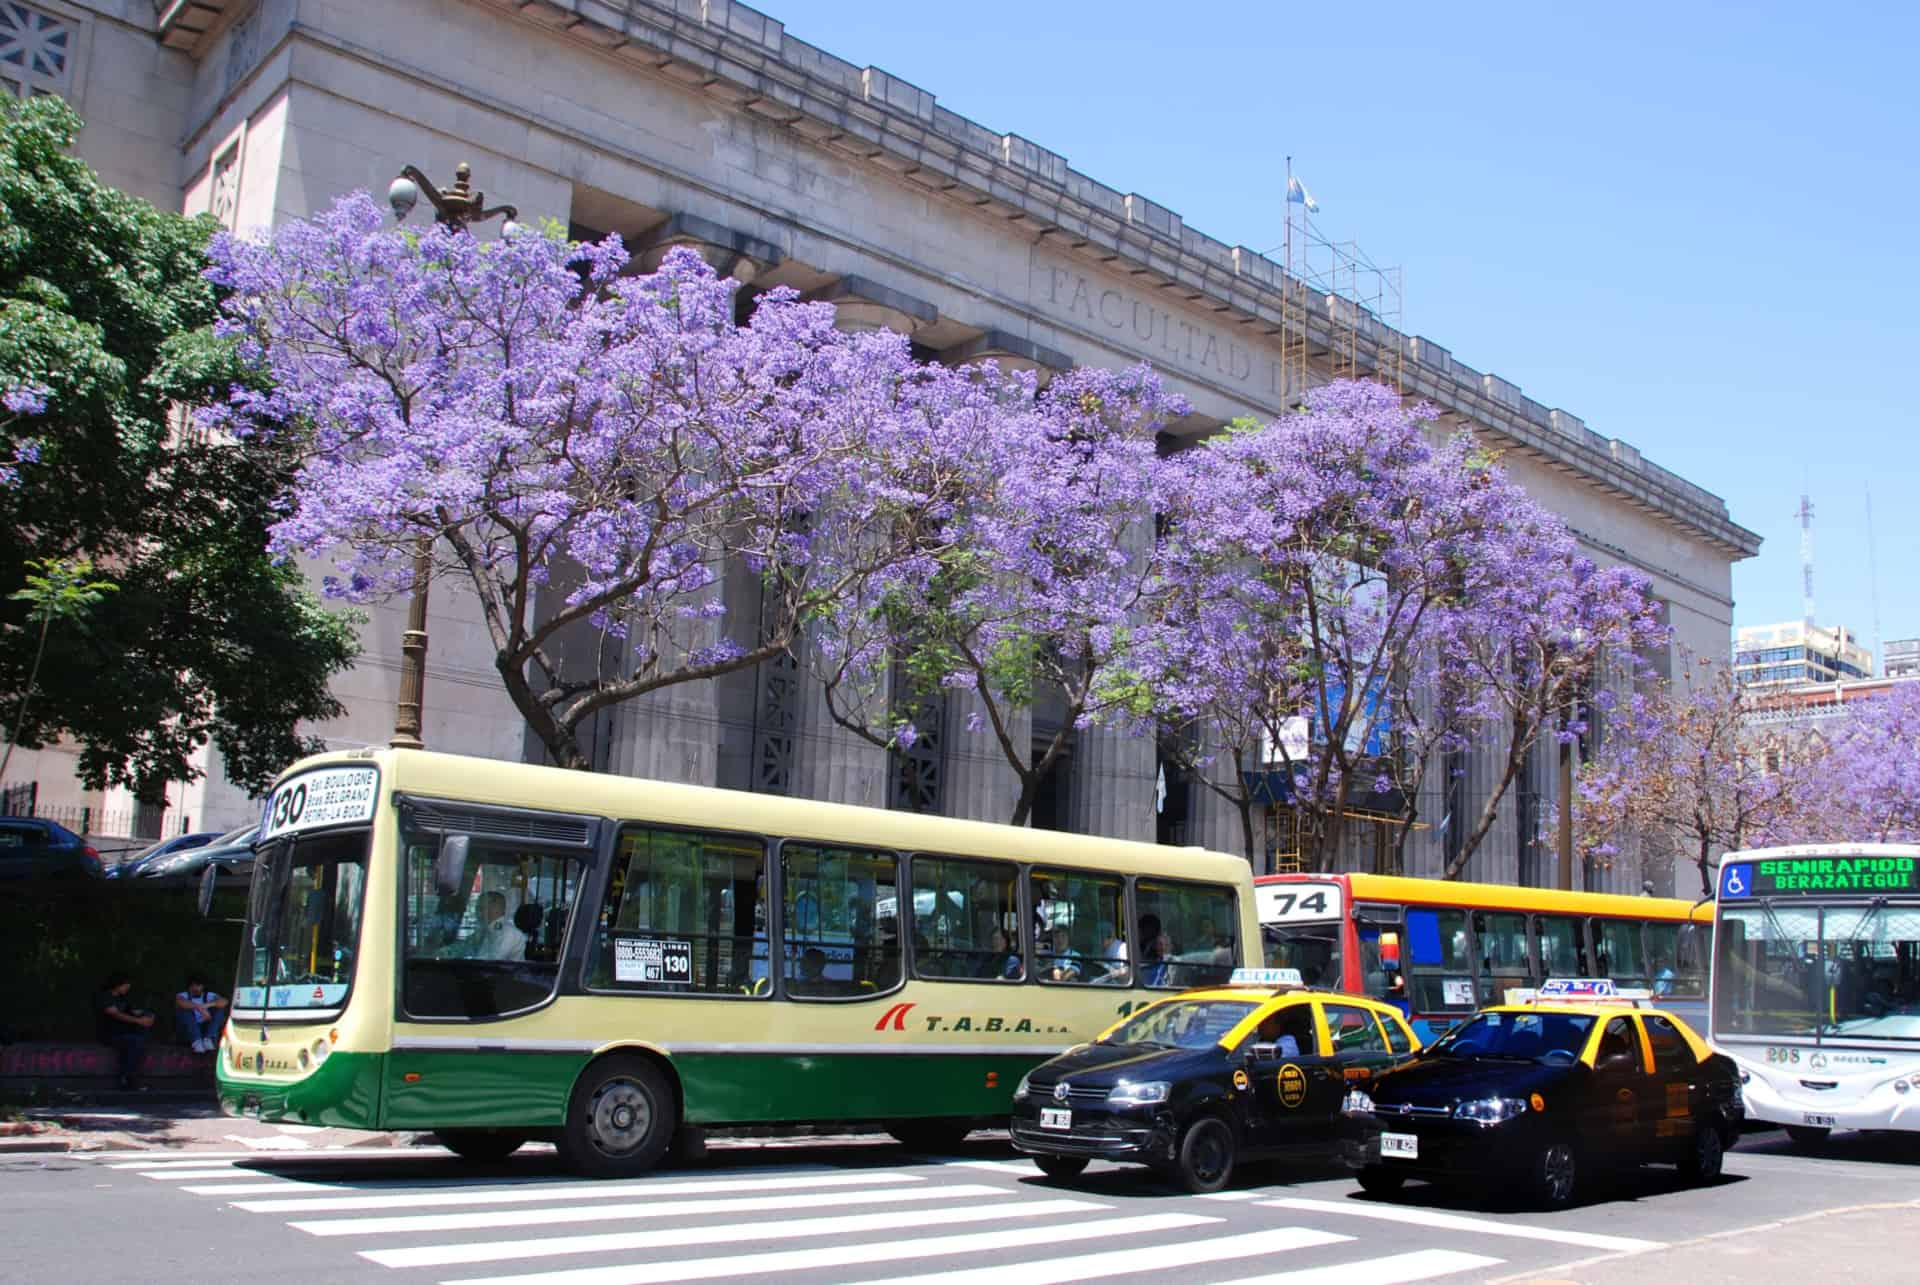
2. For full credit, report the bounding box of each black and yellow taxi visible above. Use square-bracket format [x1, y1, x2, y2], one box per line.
[1009, 968, 1420, 1192]
[1342, 979, 1743, 1209]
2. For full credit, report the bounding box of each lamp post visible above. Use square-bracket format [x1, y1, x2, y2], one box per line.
[382, 163, 518, 750]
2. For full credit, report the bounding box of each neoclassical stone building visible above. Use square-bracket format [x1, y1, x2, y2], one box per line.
[25, 0, 1759, 888]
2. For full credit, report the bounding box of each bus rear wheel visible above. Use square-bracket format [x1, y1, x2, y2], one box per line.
[435, 1129, 526, 1164]
[558, 1056, 676, 1179]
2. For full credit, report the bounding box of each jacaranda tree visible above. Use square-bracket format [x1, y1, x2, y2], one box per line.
[209, 193, 941, 770]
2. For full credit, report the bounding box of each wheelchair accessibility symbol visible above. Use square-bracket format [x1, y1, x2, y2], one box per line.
[1720, 863, 1753, 899]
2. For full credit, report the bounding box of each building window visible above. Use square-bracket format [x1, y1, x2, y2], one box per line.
[209, 141, 241, 229]
[0, 2, 73, 99]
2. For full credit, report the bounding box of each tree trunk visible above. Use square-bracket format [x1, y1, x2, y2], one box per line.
[498, 659, 590, 770]
[1008, 772, 1041, 828]
[0, 612, 51, 785]
[1238, 798, 1258, 868]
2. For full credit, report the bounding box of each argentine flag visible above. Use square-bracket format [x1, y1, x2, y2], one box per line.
[1286, 174, 1320, 214]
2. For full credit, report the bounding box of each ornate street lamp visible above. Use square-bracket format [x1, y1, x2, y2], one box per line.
[382, 163, 517, 750]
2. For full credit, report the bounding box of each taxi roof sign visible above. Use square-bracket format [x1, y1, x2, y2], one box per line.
[1229, 967, 1304, 988]
[1507, 978, 1654, 1006]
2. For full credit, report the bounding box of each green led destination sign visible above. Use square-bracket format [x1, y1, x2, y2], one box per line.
[1719, 856, 1920, 899]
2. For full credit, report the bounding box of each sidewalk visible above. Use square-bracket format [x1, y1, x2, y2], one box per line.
[0, 1098, 425, 1155]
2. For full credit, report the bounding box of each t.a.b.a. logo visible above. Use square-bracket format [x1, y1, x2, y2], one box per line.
[1719, 862, 1754, 899]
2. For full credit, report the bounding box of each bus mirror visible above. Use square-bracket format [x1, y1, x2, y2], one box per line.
[436, 835, 472, 895]
[197, 865, 218, 918]
[1379, 931, 1402, 970]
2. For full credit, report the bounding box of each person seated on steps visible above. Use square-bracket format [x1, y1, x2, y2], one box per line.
[174, 973, 229, 1054]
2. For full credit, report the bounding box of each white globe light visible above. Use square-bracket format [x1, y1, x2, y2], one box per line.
[387, 176, 420, 222]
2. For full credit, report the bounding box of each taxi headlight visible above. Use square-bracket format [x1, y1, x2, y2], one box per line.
[1107, 1080, 1170, 1106]
[1341, 1088, 1374, 1116]
[1014, 1072, 1032, 1101]
[1454, 1096, 1528, 1125]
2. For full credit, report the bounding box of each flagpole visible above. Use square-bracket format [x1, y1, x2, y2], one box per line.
[1285, 155, 1293, 403]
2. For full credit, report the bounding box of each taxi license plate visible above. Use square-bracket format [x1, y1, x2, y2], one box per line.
[1380, 1132, 1418, 1159]
[1804, 1113, 1836, 1127]
[1039, 1108, 1072, 1130]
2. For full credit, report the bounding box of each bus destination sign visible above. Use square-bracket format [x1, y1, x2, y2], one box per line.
[1720, 855, 1920, 899]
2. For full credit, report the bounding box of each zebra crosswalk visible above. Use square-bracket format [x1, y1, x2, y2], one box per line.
[92, 1147, 1666, 1284]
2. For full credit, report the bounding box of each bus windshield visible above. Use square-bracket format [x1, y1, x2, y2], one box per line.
[235, 828, 369, 1015]
[1716, 901, 1920, 1041]
[1263, 922, 1341, 989]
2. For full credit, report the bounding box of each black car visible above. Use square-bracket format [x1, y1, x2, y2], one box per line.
[134, 823, 259, 885]
[106, 830, 223, 879]
[1010, 973, 1420, 1192]
[0, 817, 105, 881]
[1342, 995, 1742, 1208]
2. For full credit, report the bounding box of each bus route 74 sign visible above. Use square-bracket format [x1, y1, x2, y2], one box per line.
[1721, 855, 1920, 899]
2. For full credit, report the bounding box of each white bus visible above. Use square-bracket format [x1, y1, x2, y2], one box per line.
[1710, 843, 1920, 1144]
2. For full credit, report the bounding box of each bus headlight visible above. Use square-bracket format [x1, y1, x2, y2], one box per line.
[1895, 1080, 1909, 1095]
[1455, 1097, 1528, 1125]
[1107, 1081, 1170, 1106]
[312, 1038, 330, 1063]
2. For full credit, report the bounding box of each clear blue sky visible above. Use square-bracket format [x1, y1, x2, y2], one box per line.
[772, 0, 1920, 664]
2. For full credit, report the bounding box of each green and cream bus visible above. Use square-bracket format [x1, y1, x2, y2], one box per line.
[217, 748, 1258, 1176]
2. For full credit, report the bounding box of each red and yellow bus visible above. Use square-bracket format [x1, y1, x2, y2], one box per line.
[1257, 872, 1713, 1041]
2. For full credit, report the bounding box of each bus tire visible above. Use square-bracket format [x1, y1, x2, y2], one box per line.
[1173, 1115, 1236, 1194]
[1034, 1154, 1089, 1181]
[558, 1055, 676, 1179]
[1784, 1124, 1830, 1147]
[435, 1129, 526, 1164]
[886, 1120, 973, 1153]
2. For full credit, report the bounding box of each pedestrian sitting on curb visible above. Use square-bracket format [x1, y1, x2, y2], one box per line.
[94, 970, 154, 1091]
[174, 973, 229, 1053]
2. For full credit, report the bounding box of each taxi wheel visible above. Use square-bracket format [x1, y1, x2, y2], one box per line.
[1784, 1125, 1831, 1147]
[1174, 1116, 1237, 1194]
[1529, 1139, 1579, 1209]
[435, 1129, 526, 1164]
[1677, 1123, 1724, 1184]
[1035, 1155, 1090, 1182]
[1355, 1165, 1406, 1197]
[558, 1055, 676, 1179]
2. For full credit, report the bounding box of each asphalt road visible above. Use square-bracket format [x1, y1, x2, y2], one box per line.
[3, 1130, 1917, 1285]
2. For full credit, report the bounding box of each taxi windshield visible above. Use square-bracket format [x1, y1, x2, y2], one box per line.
[1428, 1010, 1595, 1063]
[1103, 999, 1259, 1049]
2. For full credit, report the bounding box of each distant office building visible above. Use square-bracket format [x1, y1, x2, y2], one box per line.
[1734, 621, 1874, 689]
[1887, 639, 1920, 680]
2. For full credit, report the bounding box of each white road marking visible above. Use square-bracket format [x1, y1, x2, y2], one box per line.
[135, 1166, 268, 1180]
[361, 1196, 1108, 1269]
[1261, 1198, 1665, 1252]
[184, 1181, 349, 1195]
[939, 1159, 1041, 1174]
[1214, 1249, 1506, 1285]
[224, 1133, 312, 1151]
[438, 1212, 1219, 1285]
[1197, 1190, 1267, 1201]
[866, 1226, 1353, 1285]
[235, 1168, 919, 1214]
[297, 1181, 1014, 1237]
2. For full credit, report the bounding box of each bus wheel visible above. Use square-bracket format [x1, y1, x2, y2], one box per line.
[1173, 1116, 1236, 1194]
[559, 1056, 675, 1178]
[1034, 1155, 1089, 1182]
[886, 1121, 973, 1153]
[435, 1129, 525, 1164]
[1784, 1124, 1831, 1147]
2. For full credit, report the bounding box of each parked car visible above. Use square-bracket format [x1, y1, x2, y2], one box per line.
[0, 817, 105, 880]
[105, 830, 223, 879]
[135, 823, 259, 886]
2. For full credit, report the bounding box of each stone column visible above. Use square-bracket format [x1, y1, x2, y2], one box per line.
[794, 630, 891, 809]
[1069, 726, 1156, 842]
[1188, 745, 1256, 861]
[941, 691, 1026, 826]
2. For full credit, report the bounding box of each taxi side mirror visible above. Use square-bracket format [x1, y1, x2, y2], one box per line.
[1597, 1052, 1638, 1075]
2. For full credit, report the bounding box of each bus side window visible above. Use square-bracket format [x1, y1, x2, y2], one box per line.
[1591, 919, 1648, 988]
[1532, 914, 1590, 982]
[1404, 908, 1474, 1012]
[1473, 910, 1531, 1003]
[1646, 921, 1706, 999]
